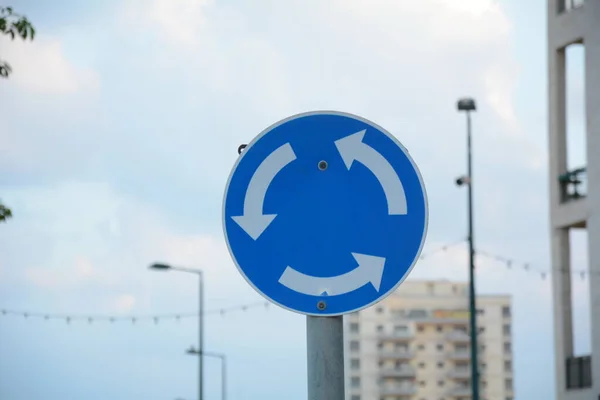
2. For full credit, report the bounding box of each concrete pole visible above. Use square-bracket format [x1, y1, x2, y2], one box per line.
[306, 316, 345, 400]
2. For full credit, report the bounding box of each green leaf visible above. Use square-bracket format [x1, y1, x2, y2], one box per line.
[0, 201, 12, 222]
[0, 61, 12, 78]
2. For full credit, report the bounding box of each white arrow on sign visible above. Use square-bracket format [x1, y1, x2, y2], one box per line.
[334, 130, 407, 215]
[232, 142, 297, 240]
[278, 253, 386, 296]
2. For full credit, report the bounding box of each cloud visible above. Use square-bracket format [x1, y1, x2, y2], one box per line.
[112, 294, 136, 313]
[0, 36, 99, 95]
[24, 257, 101, 289]
[0, 0, 537, 242]
[0, 181, 256, 314]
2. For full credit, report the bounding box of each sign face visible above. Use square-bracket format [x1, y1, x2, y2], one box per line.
[223, 111, 428, 316]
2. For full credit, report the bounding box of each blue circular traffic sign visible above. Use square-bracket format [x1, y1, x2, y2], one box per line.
[223, 111, 428, 316]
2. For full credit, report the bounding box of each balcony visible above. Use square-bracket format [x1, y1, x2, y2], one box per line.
[378, 331, 414, 341]
[447, 386, 471, 398]
[380, 366, 416, 378]
[559, 167, 587, 203]
[558, 0, 585, 13]
[378, 349, 415, 360]
[446, 331, 470, 343]
[448, 368, 471, 380]
[566, 355, 592, 390]
[413, 310, 469, 325]
[448, 350, 471, 360]
[380, 385, 417, 396]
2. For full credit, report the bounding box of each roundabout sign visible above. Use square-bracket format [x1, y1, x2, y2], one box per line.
[222, 111, 428, 316]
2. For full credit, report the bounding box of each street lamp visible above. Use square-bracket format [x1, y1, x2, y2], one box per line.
[456, 97, 480, 400]
[149, 263, 204, 400]
[187, 346, 227, 400]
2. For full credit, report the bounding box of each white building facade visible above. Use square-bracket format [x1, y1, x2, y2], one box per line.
[548, 0, 600, 399]
[343, 280, 513, 400]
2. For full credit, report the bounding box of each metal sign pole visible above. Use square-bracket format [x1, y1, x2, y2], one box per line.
[307, 316, 345, 400]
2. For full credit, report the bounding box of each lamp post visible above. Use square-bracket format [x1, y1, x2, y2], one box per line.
[149, 263, 204, 400]
[456, 97, 479, 400]
[187, 346, 227, 400]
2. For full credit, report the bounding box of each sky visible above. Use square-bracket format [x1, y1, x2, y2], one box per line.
[0, 0, 592, 399]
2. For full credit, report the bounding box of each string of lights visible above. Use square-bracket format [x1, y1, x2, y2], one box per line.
[476, 249, 592, 280]
[0, 301, 270, 324]
[0, 242, 465, 325]
[418, 239, 466, 259]
[6, 241, 589, 324]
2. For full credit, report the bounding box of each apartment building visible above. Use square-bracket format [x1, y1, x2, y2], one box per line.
[547, 0, 600, 398]
[343, 280, 513, 400]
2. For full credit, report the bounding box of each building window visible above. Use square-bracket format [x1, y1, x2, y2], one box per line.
[558, 0, 585, 13]
[504, 342, 512, 353]
[417, 325, 424, 332]
[350, 341, 360, 351]
[377, 342, 383, 349]
[481, 380, 487, 388]
[503, 324, 511, 335]
[427, 283, 434, 294]
[455, 344, 468, 352]
[438, 380, 445, 387]
[418, 344, 425, 350]
[395, 343, 408, 351]
[350, 323, 359, 333]
[391, 308, 405, 317]
[351, 377, 360, 388]
[436, 325, 443, 332]
[376, 306, 384, 314]
[452, 285, 458, 293]
[437, 362, 445, 368]
[351, 359, 360, 369]
[477, 308, 485, 315]
[505, 379, 513, 389]
[419, 380, 426, 387]
[566, 355, 592, 389]
[394, 325, 408, 333]
[378, 360, 384, 367]
[351, 396, 360, 400]
[409, 309, 428, 318]
[502, 306, 511, 317]
[377, 325, 384, 332]
[480, 344, 486, 352]
[418, 362, 426, 369]
[437, 344, 444, 351]
[454, 326, 467, 333]
[504, 360, 512, 371]
[478, 326, 485, 334]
